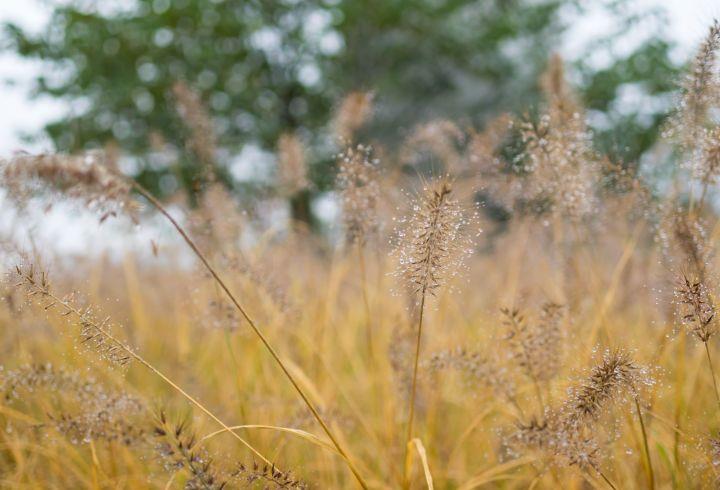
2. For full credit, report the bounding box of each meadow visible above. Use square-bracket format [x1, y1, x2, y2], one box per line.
[3, 20, 720, 490]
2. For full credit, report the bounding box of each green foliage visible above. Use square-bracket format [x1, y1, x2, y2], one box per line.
[330, 0, 567, 140]
[579, 38, 679, 164]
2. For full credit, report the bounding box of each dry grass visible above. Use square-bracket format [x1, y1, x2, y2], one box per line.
[5, 21, 720, 490]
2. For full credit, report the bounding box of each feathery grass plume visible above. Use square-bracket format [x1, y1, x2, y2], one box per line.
[562, 348, 654, 487]
[277, 132, 309, 197]
[1, 152, 133, 222]
[512, 350, 651, 488]
[154, 410, 308, 489]
[173, 81, 217, 181]
[467, 113, 512, 173]
[388, 324, 415, 400]
[511, 413, 601, 472]
[586, 350, 658, 490]
[392, 178, 474, 487]
[336, 143, 381, 355]
[393, 179, 474, 300]
[2, 150, 368, 486]
[542, 53, 581, 124]
[153, 410, 229, 489]
[502, 303, 564, 383]
[675, 20, 720, 145]
[675, 273, 720, 410]
[48, 392, 145, 447]
[667, 20, 720, 211]
[15, 265, 133, 367]
[676, 273, 716, 343]
[658, 207, 711, 281]
[500, 303, 564, 411]
[333, 91, 374, 142]
[516, 113, 596, 220]
[565, 350, 655, 489]
[0, 363, 146, 446]
[565, 349, 642, 424]
[509, 411, 618, 488]
[0, 363, 81, 400]
[710, 435, 720, 473]
[514, 56, 598, 220]
[400, 119, 466, 175]
[424, 347, 520, 415]
[234, 461, 308, 489]
[697, 126, 720, 191]
[336, 143, 380, 246]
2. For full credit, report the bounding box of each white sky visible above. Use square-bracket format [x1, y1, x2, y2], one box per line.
[0, 0, 719, 157]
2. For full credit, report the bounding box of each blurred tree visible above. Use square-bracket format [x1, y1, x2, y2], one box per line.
[332, 0, 568, 141]
[3, 0, 680, 217]
[575, 2, 680, 167]
[3, 0, 331, 200]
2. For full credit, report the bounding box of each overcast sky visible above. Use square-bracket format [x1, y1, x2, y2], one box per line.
[0, 0, 719, 157]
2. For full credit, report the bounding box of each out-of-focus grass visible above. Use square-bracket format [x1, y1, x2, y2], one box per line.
[0, 213, 717, 489]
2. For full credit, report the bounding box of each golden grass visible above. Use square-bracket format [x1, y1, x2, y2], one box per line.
[1, 211, 719, 488]
[4, 20, 720, 489]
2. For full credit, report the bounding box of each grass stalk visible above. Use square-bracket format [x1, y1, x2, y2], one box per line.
[596, 469, 618, 490]
[357, 244, 373, 360]
[634, 396, 654, 490]
[403, 286, 427, 489]
[18, 272, 273, 468]
[131, 182, 368, 489]
[704, 341, 720, 411]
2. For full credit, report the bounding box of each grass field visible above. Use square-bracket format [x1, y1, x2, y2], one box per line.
[3, 20, 720, 490]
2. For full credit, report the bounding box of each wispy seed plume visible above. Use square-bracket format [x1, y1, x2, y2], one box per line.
[173, 81, 217, 180]
[277, 131, 309, 196]
[333, 91, 374, 142]
[565, 349, 642, 424]
[336, 144, 380, 245]
[394, 179, 474, 301]
[676, 273, 716, 343]
[677, 20, 720, 141]
[1, 152, 133, 221]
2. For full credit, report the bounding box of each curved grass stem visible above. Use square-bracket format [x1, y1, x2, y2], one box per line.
[131, 182, 368, 489]
[634, 397, 654, 490]
[17, 272, 273, 469]
[357, 244, 373, 360]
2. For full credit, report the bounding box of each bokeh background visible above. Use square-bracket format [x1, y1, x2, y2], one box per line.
[1, 0, 719, 254]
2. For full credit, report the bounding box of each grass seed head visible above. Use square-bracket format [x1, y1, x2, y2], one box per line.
[336, 143, 380, 245]
[393, 178, 474, 302]
[676, 273, 717, 342]
[1, 364, 145, 446]
[565, 349, 642, 424]
[333, 91, 374, 142]
[173, 81, 217, 179]
[501, 303, 564, 383]
[2, 152, 133, 222]
[676, 19, 720, 142]
[277, 132, 309, 196]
